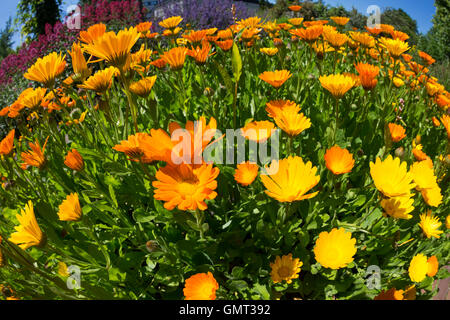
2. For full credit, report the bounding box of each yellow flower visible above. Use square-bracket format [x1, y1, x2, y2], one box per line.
[241, 120, 276, 143]
[290, 25, 323, 42]
[58, 193, 82, 222]
[69, 42, 90, 82]
[421, 186, 442, 207]
[319, 74, 355, 99]
[78, 66, 118, 93]
[393, 77, 404, 87]
[24, 52, 66, 88]
[261, 156, 320, 202]
[408, 254, 429, 282]
[410, 161, 438, 191]
[159, 16, 183, 29]
[183, 272, 218, 300]
[330, 16, 350, 26]
[323, 30, 348, 48]
[258, 70, 292, 88]
[418, 211, 443, 239]
[83, 27, 140, 69]
[370, 155, 415, 198]
[446, 215, 450, 229]
[270, 254, 303, 284]
[440, 114, 450, 139]
[161, 47, 188, 71]
[234, 162, 259, 187]
[20, 87, 47, 109]
[129, 76, 157, 98]
[314, 228, 357, 269]
[9, 201, 46, 250]
[79, 23, 106, 44]
[324, 145, 355, 175]
[57, 262, 70, 277]
[260, 47, 279, 56]
[380, 196, 414, 219]
[349, 31, 375, 47]
[288, 18, 304, 27]
[265, 100, 311, 137]
[379, 37, 410, 58]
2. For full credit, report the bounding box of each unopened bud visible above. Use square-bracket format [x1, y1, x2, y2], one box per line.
[146, 240, 160, 253]
[395, 146, 405, 158]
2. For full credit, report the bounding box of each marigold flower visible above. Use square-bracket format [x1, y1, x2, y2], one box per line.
[379, 37, 410, 59]
[446, 215, 450, 229]
[261, 156, 320, 202]
[24, 52, 66, 88]
[183, 272, 219, 300]
[152, 163, 219, 211]
[260, 47, 278, 56]
[237, 16, 262, 29]
[64, 149, 84, 171]
[113, 133, 153, 162]
[330, 16, 350, 26]
[270, 254, 303, 284]
[58, 193, 82, 222]
[159, 16, 183, 29]
[83, 27, 140, 69]
[258, 70, 292, 88]
[241, 121, 275, 143]
[421, 186, 442, 207]
[390, 30, 409, 41]
[388, 123, 406, 142]
[183, 30, 208, 44]
[436, 94, 449, 110]
[215, 39, 234, 51]
[393, 77, 405, 87]
[136, 21, 152, 34]
[349, 31, 375, 47]
[410, 160, 438, 191]
[323, 30, 348, 48]
[374, 287, 404, 300]
[314, 228, 357, 269]
[303, 20, 328, 27]
[355, 62, 379, 90]
[265, 100, 311, 137]
[161, 47, 188, 71]
[440, 114, 450, 139]
[129, 76, 157, 98]
[288, 5, 302, 12]
[324, 145, 355, 175]
[408, 254, 429, 282]
[370, 155, 415, 198]
[69, 42, 90, 82]
[79, 23, 106, 44]
[319, 74, 355, 99]
[418, 211, 443, 239]
[21, 137, 49, 170]
[288, 18, 304, 26]
[20, 87, 47, 109]
[0, 129, 15, 156]
[234, 162, 259, 186]
[289, 25, 323, 42]
[187, 41, 213, 65]
[381, 195, 414, 219]
[9, 201, 46, 250]
[78, 66, 118, 93]
[150, 58, 167, 69]
[427, 256, 439, 277]
[418, 51, 435, 65]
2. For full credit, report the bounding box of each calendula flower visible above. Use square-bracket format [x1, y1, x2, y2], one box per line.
[390, 30, 409, 41]
[258, 70, 292, 88]
[288, 5, 302, 12]
[183, 29, 208, 44]
[418, 211, 443, 239]
[64, 149, 84, 171]
[261, 156, 320, 202]
[323, 30, 348, 48]
[183, 272, 219, 300]
[355, 63, 379, 90]
[324, 145, 355, 175]
[20, 87, 47, 109]
[9, 201, 46, 250]
[215, 39, 233, 51]
[330, 16, 350, 26]
[374, 287, 404, 300]
[234, 162, 259, 186]
[319, 74, 355, 99]
[440, 114, 450, 139]
[113, 132, 153, 162]
[288, 18, 304, 26]
[150, 58, 167, 69]
[421, 186, 443, 207]
[388, 123, 406, 142]
[265, 100, 311, 137]
[83, 27, 140, 69]
[24, 52, 66, 88]
[57, 262, 70, 277]
[370, 155, 415, 198]
[446, 215, 450, 229]
[21, 137, 49, 170]
[270, 254, 303, 284]
[69, 42, 90, 82]
[241, 121, 275, 143]
[187, 41, 213, 65]
[129, 76, 157, 98]
[260, 47, 278, 56]
[393, 77, 405, 87]
[408, 254, 430, 282]
[314, 228, 357, 269]
[161, 47, 188, 71]
[159, 16, 183, 29]
[436, 94, 449, 110]
[418, 51, 436, 65]
[152, 163, 219, 211]
[58, 193, 82, 222]
[289, 25, 323, 42]
[410, 161, 438, 191]
[0, 129, 15, 156]
[349, 31, 375, 47]
[79, 23, 106, 44]
[379, 37, 410, 59]
[381, 196, 414, 219]
[78, 66, 118, 93]
[312, 40, 334, 59]
[427, 256, 439, 277]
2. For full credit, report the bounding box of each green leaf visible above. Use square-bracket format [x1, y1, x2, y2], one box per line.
[231, 43, 242, 82]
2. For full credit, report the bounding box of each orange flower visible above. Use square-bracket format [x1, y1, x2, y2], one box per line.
[258, 70, 292, 88]
[215, 39, 234, 51]
[152, 163, 219, 211]
[427, 256, 439, 277]
[418, 51, 436, 65]
[441, 114, 450, 139]
[330, 17, 350, 26]
[388, 123, 406, 142]
[187, 41, 213, 65]
[161, 47, 188, 71]
[150, 58, 167, 69]
[234, 162, 259, 186]
[21, 137, 49, 170]
[288, 5, 302, 12]
[432, 116, 441, 127]
[129, 76, 157, 98]
[183, 272, 219, 300]
[136, 21, 153, 33]
[24, 52, 66, 88]
[265, 100, 311, 137]
[323, 30, 348, 48]
[64, 149, 84, 171]
[183, 30, 208, 44]
[79, 23, 106, 44]
[319, 74, 355, 99]
[159, 16, 183, 29]
[0, 129, 15, 156]
[349, 31, 375, 48]
[241, 121, 275, 143]
[113, 133, 153, 162]
[324, 145, 355, 175]
[436, 94, 449, 110]
[374, 287, 404, 300]
[290, 25, 323, 42]
[355, 63, 379, 90]
[390, 30, 409, 41]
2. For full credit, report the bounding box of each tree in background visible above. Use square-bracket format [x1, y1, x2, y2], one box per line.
[17, 0, 62, 40]
[419, 0, 449, 62]
[381, 8, 419, 44]
[0, 18, 14, 63]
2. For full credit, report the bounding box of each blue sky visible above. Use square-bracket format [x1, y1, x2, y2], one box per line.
[1, 0, 437, 49]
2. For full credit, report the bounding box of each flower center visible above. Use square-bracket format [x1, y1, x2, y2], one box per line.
[277, 266, 291, 278]
[178, 181, 198, 196]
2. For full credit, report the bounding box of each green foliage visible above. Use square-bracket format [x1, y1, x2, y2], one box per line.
[0, 18, 14, 63]
[16, 0, 62, 40]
